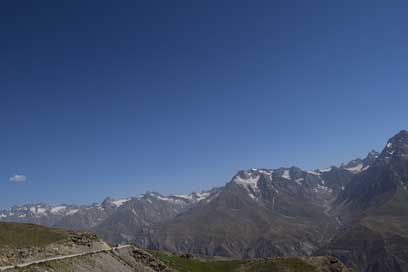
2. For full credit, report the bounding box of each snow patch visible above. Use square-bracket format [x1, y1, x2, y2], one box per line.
[344, 163, 364, 174]
[307, 170, 321, 176]
[281, 170, 291, 180]
[50, 206, 66, 214]
[294, 178, 304, 185]
[112, 198, 130, 207]
[156, 195, 185, 204]
[175, 191, 211, 202]
[258, 169, 273, 176]
[37, 208, 46, 215]
[319, 168, 332, 173]
[234, 173, 260, 199]
[66, 209, 79, 215]
[30, 207, 47, 216]
[195, 192, 210, 201]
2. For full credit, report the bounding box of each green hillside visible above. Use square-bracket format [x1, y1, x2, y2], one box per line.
[147, 250, 344, 272]
[0, 222, 69, 248]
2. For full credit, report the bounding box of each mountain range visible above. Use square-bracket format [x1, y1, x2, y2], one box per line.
[2, 130, 408, 272]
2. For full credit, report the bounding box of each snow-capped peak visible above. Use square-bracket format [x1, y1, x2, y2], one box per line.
[319, 167, 332, 173]
[178, 191, 212, 202]
[307, 167, 333, 175]
[50, 206, 67, 214]
[233, 170, 261, 199]
[112, 198, 131, 207]
[234, 174, 260, 190]
[281, 170, 291, 180]
[194, 191, 211, 201]
[380, 131, 408, 160]
[307, 170, 320, 176]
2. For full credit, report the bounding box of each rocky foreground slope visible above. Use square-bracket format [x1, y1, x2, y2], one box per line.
[5, 246, 170, 272]
[0, 222, 110, 267]
[0, 221, 170, 272]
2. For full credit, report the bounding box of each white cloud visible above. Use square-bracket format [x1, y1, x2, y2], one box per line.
[9, 174, 27, 183]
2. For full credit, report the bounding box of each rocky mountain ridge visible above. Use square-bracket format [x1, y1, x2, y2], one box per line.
[3, 130, 408, 272]
[0, 190, 217, 230]
[0, 151, 376, 230]
[131, 131, 408, 272]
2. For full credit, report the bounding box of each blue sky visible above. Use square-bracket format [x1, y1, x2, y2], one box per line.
[1, 0, 407, 209]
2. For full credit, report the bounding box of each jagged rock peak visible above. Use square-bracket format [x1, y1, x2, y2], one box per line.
[382, 130, 408, 154]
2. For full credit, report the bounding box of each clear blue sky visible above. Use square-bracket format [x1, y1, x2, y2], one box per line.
[1, 0, 407, 209]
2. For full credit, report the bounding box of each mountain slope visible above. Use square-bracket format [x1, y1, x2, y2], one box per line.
[134, 166, 357, 258]
[321, 130, 408, 272]
[0, 190, 218, 239]
[335, 131, 408, 215]
[0, 203, 82, 227]
[0, 135, 398, 272]
[94, 189, 222, 244]
[53, 197, 129, 230]
[0, 200, 127, 231]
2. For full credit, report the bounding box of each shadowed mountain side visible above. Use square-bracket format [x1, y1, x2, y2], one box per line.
[135, 178, 338, 258]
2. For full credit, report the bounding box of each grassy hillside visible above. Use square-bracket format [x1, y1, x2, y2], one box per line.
[0, 222, 69, 248]
[148, 250, 243, 272]
[147, 250, 344, 272]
